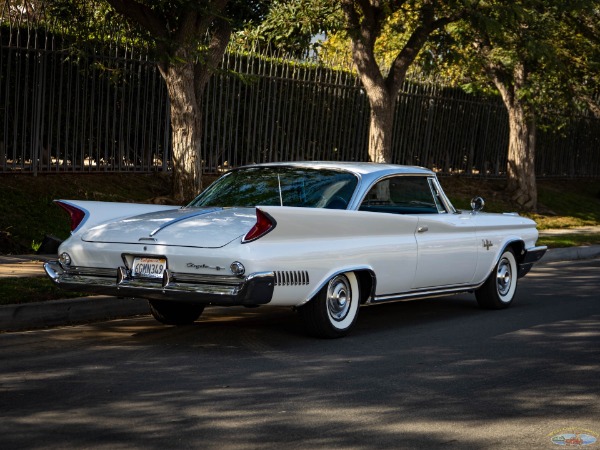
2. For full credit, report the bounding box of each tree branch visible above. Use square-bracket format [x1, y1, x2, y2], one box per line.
[386, 3, 464, 94]
[195, 17, 232, 98]
[576, 92, 600, 119]
[105, 0, 167, 40]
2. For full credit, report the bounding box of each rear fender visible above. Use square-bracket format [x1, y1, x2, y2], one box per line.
[55, 200, 179, 235]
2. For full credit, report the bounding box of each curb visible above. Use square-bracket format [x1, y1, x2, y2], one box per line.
[0, 296, 149, 332]
[539, 245, 600, 263]
[1, 245, 599, 332]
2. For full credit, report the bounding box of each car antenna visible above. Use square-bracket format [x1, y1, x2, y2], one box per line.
[277, 174, 283, 206]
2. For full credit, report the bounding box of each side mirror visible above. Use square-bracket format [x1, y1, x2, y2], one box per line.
[471, 197, 485, 213]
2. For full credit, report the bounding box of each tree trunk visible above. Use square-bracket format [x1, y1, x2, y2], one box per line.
[103, 0, 234, 203]
[506, 103, 537, 211]
[161, 61, 203, 204]
[489, 62, 538, 212]
[367, 89, 395, 163]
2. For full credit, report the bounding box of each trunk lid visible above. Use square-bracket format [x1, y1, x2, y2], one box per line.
[81, 207, 256, 248]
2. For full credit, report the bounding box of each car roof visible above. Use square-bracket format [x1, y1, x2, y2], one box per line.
[244, 161, 435, 177]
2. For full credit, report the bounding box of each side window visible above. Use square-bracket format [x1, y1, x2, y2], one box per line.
[359, 176, 442, 214]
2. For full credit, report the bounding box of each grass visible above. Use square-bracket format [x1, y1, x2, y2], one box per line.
[537, 234, 600, 249]
[0, 277, 91, 305]
[440, 176, 600, 229]
[0, 173, 173, 253]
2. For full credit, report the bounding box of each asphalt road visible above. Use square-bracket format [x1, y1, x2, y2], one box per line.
[1, 259, 599, 450]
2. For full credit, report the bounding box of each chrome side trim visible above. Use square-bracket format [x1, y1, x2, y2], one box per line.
[274, 270, 310, 286]
[369, 282, 485, 304]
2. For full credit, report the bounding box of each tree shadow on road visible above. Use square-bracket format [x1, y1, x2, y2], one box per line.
[1, 262, 599, 449]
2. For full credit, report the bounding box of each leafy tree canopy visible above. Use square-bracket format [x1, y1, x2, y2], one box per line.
[233, 0, 343, 57]
[440, 0, 600, 127]
[48, 0, 270, 59]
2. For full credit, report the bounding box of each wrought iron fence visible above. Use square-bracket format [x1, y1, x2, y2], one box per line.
[1, 0, 599, 177]
[0, 1, 170, 173]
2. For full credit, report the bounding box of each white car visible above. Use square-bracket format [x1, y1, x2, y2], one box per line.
[45, 162, 546, 338]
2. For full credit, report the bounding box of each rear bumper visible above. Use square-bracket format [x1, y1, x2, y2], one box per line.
[44, 261, 274, 306]
[517, 245, 548, 278]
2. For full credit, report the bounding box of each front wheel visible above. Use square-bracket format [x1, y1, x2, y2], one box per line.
[475, 248, 518, 309]
[299, 272, 360, 338]
[148, 300, 205, 325]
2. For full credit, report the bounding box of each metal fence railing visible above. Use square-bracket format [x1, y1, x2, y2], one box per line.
[1, 0, 599, 177]
[0, 1, 171, 174]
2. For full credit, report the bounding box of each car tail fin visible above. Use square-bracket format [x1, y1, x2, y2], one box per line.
[242, 208, 276, 243]
[55, 200, 88, 232]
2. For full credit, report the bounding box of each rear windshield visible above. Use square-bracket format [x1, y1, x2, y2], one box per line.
[189, 166, 358, 209]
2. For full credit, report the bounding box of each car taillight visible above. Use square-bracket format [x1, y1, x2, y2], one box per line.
[243, 208, 276, 243]
[55, 201, 87, 232]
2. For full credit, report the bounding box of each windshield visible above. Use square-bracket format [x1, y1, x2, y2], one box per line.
[189, 166, 358, 209]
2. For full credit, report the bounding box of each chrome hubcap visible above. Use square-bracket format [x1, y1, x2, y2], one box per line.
[496, 258, 512, 297]
[327, 275, 352, 322]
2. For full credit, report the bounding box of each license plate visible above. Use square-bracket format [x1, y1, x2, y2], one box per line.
[131, 257, 167, 279]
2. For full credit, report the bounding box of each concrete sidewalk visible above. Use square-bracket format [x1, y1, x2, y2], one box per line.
[0, 254, 51, 278]
[1, 238, 599, 332]
[538, 225, 600, 236]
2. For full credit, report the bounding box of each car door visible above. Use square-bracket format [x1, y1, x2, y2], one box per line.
[412, 211, 479, 289]
[359, 175, 478, 292]
[412, 178, 478, 289]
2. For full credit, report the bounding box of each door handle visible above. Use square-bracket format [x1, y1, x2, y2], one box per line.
[417, 226, 429, 233]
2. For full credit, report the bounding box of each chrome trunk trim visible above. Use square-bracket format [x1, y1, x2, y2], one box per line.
[149, 208, 221, 237]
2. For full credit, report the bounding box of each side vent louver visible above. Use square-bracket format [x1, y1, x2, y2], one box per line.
[274, 271, 310, 286]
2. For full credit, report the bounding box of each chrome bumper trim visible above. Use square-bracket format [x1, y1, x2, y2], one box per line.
[44, 261, 274, 306]
[518, 245, 548, 278]
[522, 246, 548, 263]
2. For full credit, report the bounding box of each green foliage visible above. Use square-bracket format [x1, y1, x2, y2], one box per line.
[45, 0, 271, 62]
[537, 233, 600, 249]
[234, 0, 343, 57]
[0, 277, 91, 305]
[0, 174, 171, 254]
[440, 1, 600, 126]
[308, 1, 598, 126]
[30, 241, 41, 253]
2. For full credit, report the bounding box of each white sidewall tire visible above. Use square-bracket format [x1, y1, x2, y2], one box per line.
[327, 272, 359, 331]
[476, 247, 518, 310]
[497, 250, 517, 304]
[299, 271, 361, 338]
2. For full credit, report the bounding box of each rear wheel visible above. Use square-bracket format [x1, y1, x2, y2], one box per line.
[148, 300, 205, 325]
[475, 248, 518, 309]
[299, 272, 360, 338]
